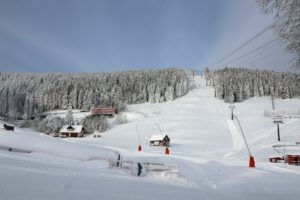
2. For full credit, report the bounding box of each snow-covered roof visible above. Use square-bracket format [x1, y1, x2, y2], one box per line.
[59, 125, 84, 133]
[149, 134, 168, 141]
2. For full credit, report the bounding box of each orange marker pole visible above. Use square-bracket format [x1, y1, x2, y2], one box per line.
[249, 156, 255, 168]
[165, 147, 169, 155]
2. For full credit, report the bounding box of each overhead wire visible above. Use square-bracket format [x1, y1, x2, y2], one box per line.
[215, 38, 278, 68]
[242, 48, 282, 67]
[209, 17, 284, 69]
[236, 40, 280, 66]
[238, 43, 281, 67]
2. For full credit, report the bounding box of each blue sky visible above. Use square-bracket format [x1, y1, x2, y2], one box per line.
[0, 0, 295, 72]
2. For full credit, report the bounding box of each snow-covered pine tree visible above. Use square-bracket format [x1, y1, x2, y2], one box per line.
[65, 105, 74, 125]
[0, 68, 188, 118]
[206, 67, 300, 102]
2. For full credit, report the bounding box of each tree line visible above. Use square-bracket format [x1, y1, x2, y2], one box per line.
[206, 67, 300, 102]
[0, 68, 188, 118]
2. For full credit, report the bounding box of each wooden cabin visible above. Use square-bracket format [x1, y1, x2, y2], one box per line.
[91, 107, 118, 117]
[59, 125, 84, 138]
[149, 134, 170, 147]
[284, 155, 300, 165]
[3, 124, 14, 131]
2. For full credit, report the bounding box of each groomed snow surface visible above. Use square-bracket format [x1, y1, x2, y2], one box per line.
[1, 76, 300, 200]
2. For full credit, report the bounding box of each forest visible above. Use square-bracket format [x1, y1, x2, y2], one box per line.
[0, 68, 188, 118]
[206, 67, 300, 103]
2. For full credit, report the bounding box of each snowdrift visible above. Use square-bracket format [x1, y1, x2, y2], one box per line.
[0, 130, 120, 161]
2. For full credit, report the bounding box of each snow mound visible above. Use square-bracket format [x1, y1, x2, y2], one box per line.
[0, 130, 119, 161]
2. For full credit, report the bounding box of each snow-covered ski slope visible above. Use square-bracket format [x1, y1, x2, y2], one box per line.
[1, 76, 300, 200]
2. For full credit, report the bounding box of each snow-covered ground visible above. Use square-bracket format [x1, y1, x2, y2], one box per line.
[43, 109, 91, 122]
[1, 76, 300, 200]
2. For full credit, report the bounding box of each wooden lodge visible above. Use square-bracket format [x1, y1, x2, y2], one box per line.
[59, 125, 84, 138]
[284, 155, 300, 165]
[91, 107, 118, 117]
[149, 134, 170, 147]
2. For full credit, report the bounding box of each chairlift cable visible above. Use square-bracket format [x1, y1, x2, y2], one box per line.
[238, 41, 281, 66]
[209, 17, 284, 69]
[216, 38, 278, 69]
[236, 40, 280, 66]
[242, 48, 282, 67]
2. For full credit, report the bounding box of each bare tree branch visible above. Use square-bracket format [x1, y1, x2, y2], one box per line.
[256, 0, 300, 68]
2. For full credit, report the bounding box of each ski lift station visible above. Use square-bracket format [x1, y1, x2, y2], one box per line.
[149, 134, 170, 147]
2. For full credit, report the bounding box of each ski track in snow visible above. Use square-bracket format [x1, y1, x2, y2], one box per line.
[226, 120, 244, 151]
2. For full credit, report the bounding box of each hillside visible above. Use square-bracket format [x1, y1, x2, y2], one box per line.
[0, 68, 188, 118]
[207, 67, 300, 102]
[0, 76, 300, 200]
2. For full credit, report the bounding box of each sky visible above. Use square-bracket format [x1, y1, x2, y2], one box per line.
[0, 0, 296, 73]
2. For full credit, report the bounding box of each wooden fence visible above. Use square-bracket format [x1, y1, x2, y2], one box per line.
[264, 110, 300, 118]
[109, 160, 180, 177]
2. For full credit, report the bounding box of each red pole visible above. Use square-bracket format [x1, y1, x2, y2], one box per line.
[165, 147, 169, 155]
[249, 156, 255, 168]
[233, 115, 255, 168]
[138, 145, 142, 151]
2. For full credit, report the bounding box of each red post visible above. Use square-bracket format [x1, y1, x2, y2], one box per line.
[165, 147, 169, 155]
[138, 145, 142, 151]
[249, 156, 255, 168]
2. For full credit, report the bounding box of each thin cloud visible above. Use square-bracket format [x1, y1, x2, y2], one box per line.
[0, 18, 87, 71]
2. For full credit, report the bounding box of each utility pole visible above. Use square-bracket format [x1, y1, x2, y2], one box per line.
[229, 104, 235, 120]
[191, 69, 197, 81]
[277, 124, 280, 141]
[271, 95, 275, 110]
[273, 117, 283, 141]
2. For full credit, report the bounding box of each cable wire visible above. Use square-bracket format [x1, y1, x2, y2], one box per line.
[240, 45, 281, 67]
[215, 38, 278, 68]
[236, 41, 279, 66]
[209, 17, 284, 68]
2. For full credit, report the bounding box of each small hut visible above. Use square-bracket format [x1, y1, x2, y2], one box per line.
[59, 125, 84, 138]
[149, 134, 170, 147]
[269, 157, 284, 163]
[3, 124, 14, 131]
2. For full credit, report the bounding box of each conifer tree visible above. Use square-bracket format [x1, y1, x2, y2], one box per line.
[65, 105, 74, 125]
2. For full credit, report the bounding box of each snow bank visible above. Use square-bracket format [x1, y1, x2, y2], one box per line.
[0, 130, 120, 161]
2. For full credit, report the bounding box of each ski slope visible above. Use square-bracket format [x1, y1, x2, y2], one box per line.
[0, 76, 300, 200]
